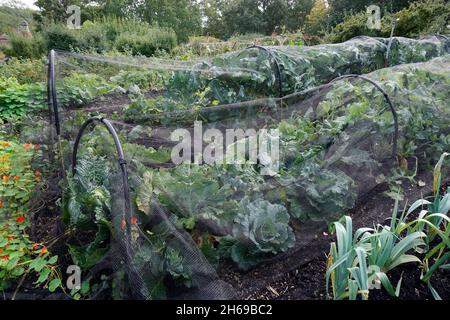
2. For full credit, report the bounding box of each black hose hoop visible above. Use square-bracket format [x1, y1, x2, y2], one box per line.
[48, 50, 61, 136]
[247, 45, 283, 98]
[330, 74, 399, 159]
[72, 116, 133, 240]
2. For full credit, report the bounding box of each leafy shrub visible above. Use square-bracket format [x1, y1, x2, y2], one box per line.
[86, 17, 157, 43]
[0, 72, 113, 121]
[0, 57, 46, 84]
[58, 73, 114, 107]
[3, 32, 45, 59]
[41, 20, 177, 56]
[0, 141, 38, 214]
[110, 70, 162, 91]
[324, 11, 386, 43]
[115, 29, 177, 56]
[75, 24, 109, 52]
[394, 0, 450, 37]
[0, 77, 46, 119]
[325, 0, 450, 43]
[41, 24, 80, 51]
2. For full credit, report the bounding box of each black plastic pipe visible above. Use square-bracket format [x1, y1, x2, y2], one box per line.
[247, 45, 283, 98]
[330, 74, 399, 159]
[72, 116, 132, 240]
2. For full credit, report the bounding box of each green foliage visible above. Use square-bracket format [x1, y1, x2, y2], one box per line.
[326, 215, 423, 300]
[136, 0, 201, 43]
[0, 77, 46, 119]
[3, 32, 45, 59]
[394, 0, 450, 37]
[154, 165, 233, 217]
[114, 29, 177, 56]
[203, 0, 314, 39]
[63, 154, 112, 226]
[326, 0, 450, 43]
[324, 11, 384, 43]
[62, 153, 113, 297]
[41, 19, 177, 56]
[41, 23, 80, 51]
[305, 0, 329, 35]
[0, 5, 35, 34]
[0, 140, 61, 293]
[393, 153, 450, 298]
[327, 0, 414, 25]
[286, 162, 357, 222]
[0, 57, 46, 84]
[110, 69, 162, 91]
[327, 153, 450, 300]
[0, 140, 38, 216]
[57, 73, 114, 107]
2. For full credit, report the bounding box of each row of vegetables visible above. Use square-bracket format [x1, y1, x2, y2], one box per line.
[61, 55, 450, 298]
[0, 36, 449, 299]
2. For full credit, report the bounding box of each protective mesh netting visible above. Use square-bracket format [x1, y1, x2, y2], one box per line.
[21, 36, 450, 299]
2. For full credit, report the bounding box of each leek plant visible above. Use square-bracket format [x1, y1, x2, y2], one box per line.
[326, 153, 450, 300]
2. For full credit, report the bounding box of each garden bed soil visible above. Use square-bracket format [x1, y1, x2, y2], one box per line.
[64, 90, 161, 117]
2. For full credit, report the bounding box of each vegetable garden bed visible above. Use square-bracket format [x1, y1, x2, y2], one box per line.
[1, 36, 449, 300]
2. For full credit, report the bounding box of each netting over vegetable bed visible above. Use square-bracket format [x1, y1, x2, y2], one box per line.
[40, 36, 450, 299]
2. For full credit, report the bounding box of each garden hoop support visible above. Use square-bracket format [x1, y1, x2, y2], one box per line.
[48, 49, 60, 136]
[330, 74, 399, 159]
[46, 51, 55, 162]
[72, 116, 133, 240]
[247, 45, 283, 98]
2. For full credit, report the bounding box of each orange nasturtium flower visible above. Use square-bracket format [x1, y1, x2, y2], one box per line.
[0, 256, 9, 260]
[0, 142, 9, 148]
[16, 216, 25, 224]
[121, 217, 138, 230]
[24, 143, 33, 150]
[0, 249, 3, 253]
[14, 176, 20, 181]
[2, 175, 9, 183]
[32, 244, 40, 250]
[0, 157, 8, 162]
[40, 247, 48, 255]
[6, 236, 16, 240]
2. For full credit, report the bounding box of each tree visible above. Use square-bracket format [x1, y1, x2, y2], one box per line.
[33, 0, 99, 27]
[202, 0, 227, 38]
[305, 0, 328, 34]
[139, 0, 202, 42]
[260, 0, 289, 34]
[327, 0, 414, 25]
[221, 0, 267, 38]
[202, 0, 316, 39]
[285, 0, 315, 31]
